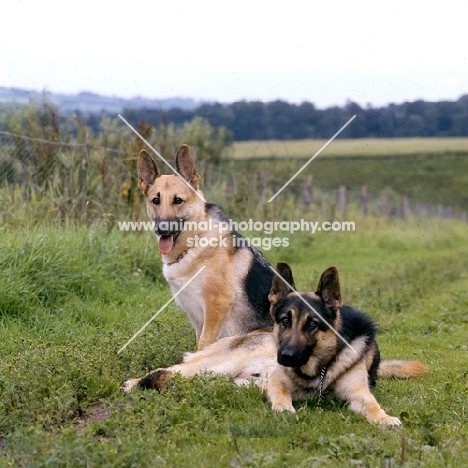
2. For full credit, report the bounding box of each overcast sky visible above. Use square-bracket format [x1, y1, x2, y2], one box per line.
[1, 1, 467, 108]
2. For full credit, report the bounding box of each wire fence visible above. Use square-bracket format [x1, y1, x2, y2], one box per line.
[0, 131, 466, 227]
[0, 131, 134, 223]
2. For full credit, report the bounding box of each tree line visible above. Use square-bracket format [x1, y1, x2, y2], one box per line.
[118, 95, 468, 141]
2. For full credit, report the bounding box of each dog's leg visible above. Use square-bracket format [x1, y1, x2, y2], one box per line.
[198, 321, 222, 350]
[333, 362, 401, 426]
[121, 357, 216, 393]
[121, 368, 174, 392]
[347, 389, 401, 426]
[266, 368, 296, 413]
[122, 336, 245, 392]
[198, 295, 234, 350]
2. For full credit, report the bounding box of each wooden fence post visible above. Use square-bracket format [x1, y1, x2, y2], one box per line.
[79, 128, 89, 222]
[359, 185, 368, 215]
[381, 195, 389, 218]
[303, 174, 313, 207]
[258, 169, 267, 204]
[337, 185, 347, 217]
[402, 197, 410, 220]
[437, 204, 444, 219]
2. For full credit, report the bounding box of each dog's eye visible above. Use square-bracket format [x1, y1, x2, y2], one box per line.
[281, 317, 290, 327]
[173, 196, 184, 205]
[152, 197, 160, 205]
[306, 320, 317, 331]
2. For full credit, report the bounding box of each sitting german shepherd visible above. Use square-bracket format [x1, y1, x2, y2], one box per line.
[137, 145, 274, 350]
[122, 263, 427, 426]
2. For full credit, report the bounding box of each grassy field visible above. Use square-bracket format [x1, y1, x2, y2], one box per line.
[231, 137, 468, 159]
[1, 219, 467, 467]
[223, 138, 468, 212]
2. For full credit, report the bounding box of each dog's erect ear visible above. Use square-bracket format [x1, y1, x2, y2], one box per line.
[315, 266, 343, 311]
[175, 145, 200, 190]
[269, 262, 296, 306]
[138, 150, 161, 194]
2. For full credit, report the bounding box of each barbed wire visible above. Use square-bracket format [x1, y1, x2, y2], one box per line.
[0, 131, 122, 153]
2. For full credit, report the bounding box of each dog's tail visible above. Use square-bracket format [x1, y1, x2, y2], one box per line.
[378, 359, 427, 379]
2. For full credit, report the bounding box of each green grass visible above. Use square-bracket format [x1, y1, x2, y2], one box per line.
[227, 137, 468, 212]
[221, 151, 468, 212]
[1, 220, 468, 467]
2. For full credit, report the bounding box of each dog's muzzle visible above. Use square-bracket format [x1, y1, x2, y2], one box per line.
[277, 347, 309, 368]
[155, 219, 183, 237]
[154, 219, 184, 255]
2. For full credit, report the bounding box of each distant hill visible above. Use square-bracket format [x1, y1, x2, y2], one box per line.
[3, 86, 468, 141]
[0, 87, 203, 114]
[122, 95, 468, 140]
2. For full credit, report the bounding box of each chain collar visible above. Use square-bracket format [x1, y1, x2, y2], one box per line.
[294, 358, 332, 398]
[319, 364, 328, 398]
[164, 247, 192, 266]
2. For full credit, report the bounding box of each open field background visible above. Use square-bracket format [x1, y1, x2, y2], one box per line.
[226, 138, 468, 213]
[231, 137, 468, 159]
[1, 220, 467, 467]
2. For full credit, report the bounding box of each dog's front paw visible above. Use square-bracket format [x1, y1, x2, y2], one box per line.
[378, 415, 402, 427]
[120, 378, 141, 393]
[271, 401, 296, 413]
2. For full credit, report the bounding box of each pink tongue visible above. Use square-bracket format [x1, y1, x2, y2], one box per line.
[158, 235, 174, 255]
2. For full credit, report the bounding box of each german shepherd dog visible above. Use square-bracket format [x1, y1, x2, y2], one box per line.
[137, 145, 274, 350]
[122, 263, 427, 426]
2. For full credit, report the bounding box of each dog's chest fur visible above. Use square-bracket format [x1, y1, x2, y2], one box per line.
[162, 245, 260, 339]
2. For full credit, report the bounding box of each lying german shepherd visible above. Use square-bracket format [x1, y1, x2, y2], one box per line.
[122, 263, 427, 426]
[138, 145, 273, 350]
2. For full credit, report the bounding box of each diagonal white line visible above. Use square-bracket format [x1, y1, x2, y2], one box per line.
[118, 114, 206, 202]
[268, 115, 356, 202]
[268, 266, 358, 354]
[117, 266, 206, 354]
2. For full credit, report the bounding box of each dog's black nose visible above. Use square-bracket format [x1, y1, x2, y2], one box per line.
[156, 221, 171, 237]
[278, 348, 298, 367]
[155, 219, 183, 237]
